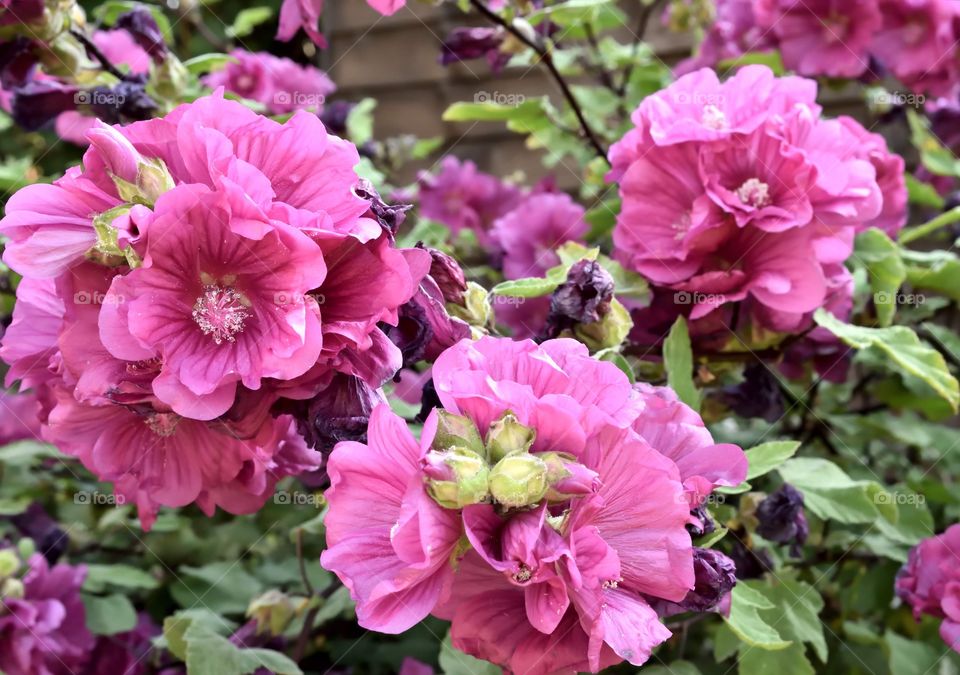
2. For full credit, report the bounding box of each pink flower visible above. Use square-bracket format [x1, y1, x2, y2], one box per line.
[0, 553, 94, 675]
[0, 277, 63, 389]
[320, 404, 463, 632]
[897, 524, 960, 653]
[0, 391, 42, 445]
[675, 0, 774, 74]
[418, 156, 523, 248]
[609, 66, 904, 336]
[323, 337, 745, 673]
[276, 0, 406, 46]
[872, 0, 960, 97]
[754, 0, 881, 78]
[204, 50, 335, 115]
[493, 192, 587, 280]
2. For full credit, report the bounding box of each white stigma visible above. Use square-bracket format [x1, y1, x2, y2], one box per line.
[192, 285, 250, 344]
[701, 104, 728, 130]
[735, 178, 771, 208]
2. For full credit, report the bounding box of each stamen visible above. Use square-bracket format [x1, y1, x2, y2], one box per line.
[735, 178, 771, 208]
[192, 285, 250, 344]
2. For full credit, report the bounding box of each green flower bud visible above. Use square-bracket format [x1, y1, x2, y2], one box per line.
[247, 590, 304, 636]
[448, 282, 492, 329]
[0, 577, 24, 600]
[540, 452, 601, 501]
[489, 454, 548, 509]
[575, 298, 633, 351]
[0, 550, 20, 579]
[485, 412, 535, 463]
[432, 410, 484, 455]
[424, 447, 490, 509]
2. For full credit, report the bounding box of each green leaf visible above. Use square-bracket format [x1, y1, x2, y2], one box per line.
[663, 317, 700, 411]
[95, 2, 173, 41]
[526, 0, 617, 25]
[184, 622, 303, 675]
[82, 593, 137, 635]
[814, 309, 959, 412]
[439, 632, 500, 675]
[907, 109, 960, 177]
[346, 98, 377, 145]
[855, 228, 906, 327]
[490, 274, 565, 298]
[171, 562, 263, 615]
[905, 173, 945, 209]
[885, 631, 943, 675]
[183, 53, 236, 76]
[226, 7, 274, 38]
[442, 98, 553, 134]
[777, 458, 897, 524]
[746, 440, 801, 480]
[84, 564, 159, 593]
[722, 583, 791, 650]
[738, 642, 815, 675]
[753, 577, 827, 662]
[718, 51, 786, 75]
[0, 441, 58, 466]
[903, 249, 960, 302]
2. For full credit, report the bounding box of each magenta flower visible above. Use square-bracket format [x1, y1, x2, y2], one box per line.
[897, 525, 960, 653]
[204, 50, 335, 115]
[493, 192, 587, 280]
[0, 0, 43, 27]
[322, 337, 745, 673]
[0, 553, 94, 675]
[418, 156, 523, 248]
[755, 0, 881, 78]
[276, 0, 405, 47]
[675, 0, 774, 74]
[0, 391, 42, 445]
[610, 66, 905, 335]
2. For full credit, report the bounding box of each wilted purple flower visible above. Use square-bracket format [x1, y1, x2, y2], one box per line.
[319, 100, 355, 136]
[85, 614, 158, 675]
[0, 37, 37, 89]
[115, 8, 167, 63]
[756, 483, 808, 555]
[677, 548, 738, 612]
[10, 80, 80, 131]
[419, 245, 467, 304]
[355, 179, 412, 235]
[543, 259, 614, 338]
[729, 536, 774, 579]
[0, 553, 94, 675]
[0, 0, 43, 28]
[383, 274, 470, 368]
[89, 77, 157, 124]
[279, 373, 384, 455]
[721, 364, 784, 423]
[440, 27, 508, 72]
[9, 503, 67, 564]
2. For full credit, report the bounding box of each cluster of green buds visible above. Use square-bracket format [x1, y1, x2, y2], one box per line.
[0, 549, 25, 603]
[422, 410, 600, 511]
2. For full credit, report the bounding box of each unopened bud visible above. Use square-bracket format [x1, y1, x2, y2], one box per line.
[247, 590, 303, 636]
[448, 282, 491, 328]
[0, 550, 20, 579]
[423, 447, 489, 509]
[574, 298, 633, 351]
[540, 453, 600, 501]
[0, 577, 24, 600]
[87, 122, 174, 207]
[432, 410, 484, 455]
[420, 245, 467, 305]
[489, 453, 548, 508]
[485, 412, 535, 462]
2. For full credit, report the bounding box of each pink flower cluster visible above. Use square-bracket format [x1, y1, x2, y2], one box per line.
[418, 158, 588, 337]
[321, 337, 746, 674]
[0, 551, 156, 675]
[680, 0, 960, 97]
[610, 65, 906, 335]
[277, 0, 405, 48]
[203, 50, 336, 115]
[897, 525, 960, 653]
[0, 92, 429, 528]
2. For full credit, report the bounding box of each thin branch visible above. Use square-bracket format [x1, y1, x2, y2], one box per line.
[70, 29, 127, 81]
[469, 0, 608, 159]
[618, 0, 665, 95]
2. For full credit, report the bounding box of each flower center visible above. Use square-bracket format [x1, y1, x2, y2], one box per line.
[701, 104, 727, 130]
[822, 15, 850, 43]
[735, 178, 771, 208]
[145, 413, 179, 437]
[512, 564, 533, 584]
[192, 285, 250, 344]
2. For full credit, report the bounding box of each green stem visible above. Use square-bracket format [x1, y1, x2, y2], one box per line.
[899, 205, 960, 245]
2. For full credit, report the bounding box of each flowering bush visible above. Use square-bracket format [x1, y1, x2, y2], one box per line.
[0, 0, 959, 673]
